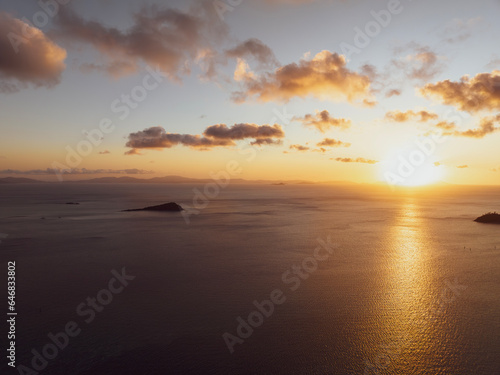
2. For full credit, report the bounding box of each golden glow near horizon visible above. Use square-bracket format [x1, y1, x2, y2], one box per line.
[1, 1, 500, 185]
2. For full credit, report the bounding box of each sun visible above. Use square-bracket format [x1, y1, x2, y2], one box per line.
[378, 140, 445, 187]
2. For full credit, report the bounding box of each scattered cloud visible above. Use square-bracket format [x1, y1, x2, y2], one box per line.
[331, 157, 378, 164]
[456, 165, 468, 169]
[98, 150, 111, 154]
[231, 50, 373, 104]
[420, 71, 500, 113]
[316, 138, 351, 147]
[385, 110, 438, 122]
[294, 110, 351, 133]
[0, 12, 67, 93]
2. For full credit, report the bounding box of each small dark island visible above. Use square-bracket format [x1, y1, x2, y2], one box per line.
[123, 202, 183, 212]
[474, 212, 500, 224]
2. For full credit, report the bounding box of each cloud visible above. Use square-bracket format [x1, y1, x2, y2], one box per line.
[126, 127, 235, 150]
[294, 110, 351, 133]
[126, 123, 285, 153]
[456, 165, 468, 169]
[225, 38, 278, 68]
[250, 138, 282, 146]
[331, 157, 378, 164]
[0, 168, 153, 175]
[316, 138, 350, 147]
[231, 50, 372, 103]
[98, 150, 111, 154]
[419, 71, 500, 113]
[390, 43, 445, 83]
[0, 12, 67, 93]
[54, 4, 226, 80]
[203, 123, 284, 140]
[435, 121, 457, 131]
[124, 148, 143, 156]
[451, 115, 500, 138]
[385, 89, 401, 98]
[289, 144, 310, 151]
[385, 110, 438, 122]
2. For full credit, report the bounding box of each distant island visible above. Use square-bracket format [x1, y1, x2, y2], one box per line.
[123, 202, 183, 212]
[474, 212, 500, 224]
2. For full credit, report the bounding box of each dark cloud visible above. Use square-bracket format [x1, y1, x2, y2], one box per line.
[0, 12, 66, 92]
[203, 123, 284, 140]
[54, 4, 226, 80]
[126, 123, 285, 153]
[225, 38, 278, 68]
[420, 71, 500, 113]
[126, 127, 235, 150]
[294, 110, 351, 133]
[250, 138, 282, 146]
[231, 50, 373, 103]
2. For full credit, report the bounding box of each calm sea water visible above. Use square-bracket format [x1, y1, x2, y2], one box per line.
[0, 183, 499, 374]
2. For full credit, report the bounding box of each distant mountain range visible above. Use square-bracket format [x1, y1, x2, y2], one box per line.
[0, 175, 359, 185]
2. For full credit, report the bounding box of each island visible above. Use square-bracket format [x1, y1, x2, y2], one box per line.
[474, 212, 500, 224]
[123, 202, 183, 212]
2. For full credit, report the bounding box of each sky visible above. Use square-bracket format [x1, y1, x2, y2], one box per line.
[0, 0, 499, 185]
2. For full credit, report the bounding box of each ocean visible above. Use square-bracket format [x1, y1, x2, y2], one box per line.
[1, 182, 499, 374]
